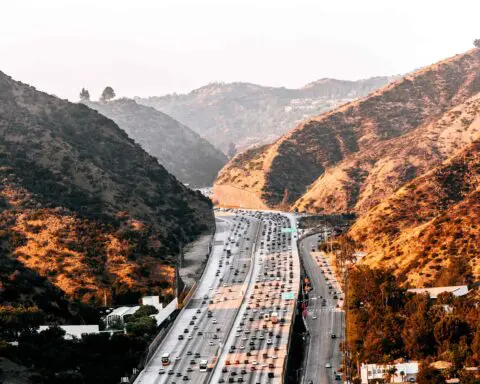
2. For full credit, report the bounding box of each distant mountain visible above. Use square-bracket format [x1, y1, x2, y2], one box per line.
[214, 49, 480, 212]
[135, 77, 395, 152]
[0, 71, 213, 316]
[349, 138, 480, 287]
[84, 99, 227, 187]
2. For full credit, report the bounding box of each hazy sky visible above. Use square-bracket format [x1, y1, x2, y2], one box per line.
[2, 0, 479, 100]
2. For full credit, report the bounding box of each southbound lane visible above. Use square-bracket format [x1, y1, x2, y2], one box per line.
[300, 234, 344, 384]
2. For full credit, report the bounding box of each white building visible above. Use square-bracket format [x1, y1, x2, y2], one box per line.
[360, 361, 419, 383]
[142, 296, 163, 311]
[152, 298, 178, 325]
[407, 286, 469, 299]
[38, 325, 99, 340]
[105, 306, 140, 327]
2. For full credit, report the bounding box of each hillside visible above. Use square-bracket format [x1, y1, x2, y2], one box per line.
[348, 139, 480, 287]
[136, 77, 394, 152]
[83, 99, 227, 187]
[0, 71, 214, 314]
[214, 49, 480, 211]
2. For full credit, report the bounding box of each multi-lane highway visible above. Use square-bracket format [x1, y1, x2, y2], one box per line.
[211, 211, 300, 384]
[300, 234, 344, 384]
[134, 210, 300, 384]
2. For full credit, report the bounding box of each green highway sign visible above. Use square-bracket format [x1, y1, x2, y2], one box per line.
[281, 228, 297, 233]
[282, 292, 295, 300]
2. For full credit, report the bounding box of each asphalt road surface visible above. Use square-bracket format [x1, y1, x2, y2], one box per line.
[300, 234, 344, 384]
[135, 214, 261, 384]
[135, 210, 301, 384]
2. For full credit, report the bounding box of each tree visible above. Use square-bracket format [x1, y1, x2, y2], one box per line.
[133, 305, 158, 318]
[227, 142, 237, 159]
[474, 39, 480, 49]
[125, 316, 157, 336]
[79, 88, 90, 101]
[433, 315, 471, 350]
[100, 86, 115, 101]
[417, 365, 445, 384]
[401, 294, 436, 358]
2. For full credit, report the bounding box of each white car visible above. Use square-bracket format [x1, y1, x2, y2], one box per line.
[312, 315, 317, 319]
[325, 363, 332, 368]
[266, 339, 272, 345]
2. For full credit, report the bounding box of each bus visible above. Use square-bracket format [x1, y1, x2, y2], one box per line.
[199, 359, 208, 372]
[161, 353, 170, 366]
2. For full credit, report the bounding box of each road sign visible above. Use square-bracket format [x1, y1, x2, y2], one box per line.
[281, 228, 297, 233]
[282, 292, 295, 300]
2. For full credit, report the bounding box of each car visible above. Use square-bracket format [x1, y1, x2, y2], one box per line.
[168, 370, 174, 375]
[331, 334, 337, 339]
[159, 368, 165, 374]
[209, 341, 214, 346]
[178, 335, 184, 340]
[219, 379, 225, 383]
[325, 363, 332, 368]
[312, 315, 317, 319]
[187, 367, 193, 372]
[183, 376, 189, 381]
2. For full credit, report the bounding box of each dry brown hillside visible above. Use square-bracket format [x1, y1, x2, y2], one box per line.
[0, 71, 213, 312]
[214, 48, 480, 211]
[348, 139, 480, 287]
[294, 92, 480, 213]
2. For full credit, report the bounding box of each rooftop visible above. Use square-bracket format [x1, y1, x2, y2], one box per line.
[407, 286, 469, 299]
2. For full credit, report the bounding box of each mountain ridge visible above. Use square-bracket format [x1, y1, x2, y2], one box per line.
[214, 48, 480, 212]
[0, 70, 213, 312]
[83, 99, 227, 187]
[135, 76, 396, 152]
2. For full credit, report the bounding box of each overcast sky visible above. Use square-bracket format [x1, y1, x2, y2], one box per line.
[2, 0, 479, 101]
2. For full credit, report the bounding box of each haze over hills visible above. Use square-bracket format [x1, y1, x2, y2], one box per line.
[349, 137, 480, 287]
[83, 99, 227, 187]
[0, 71, 214, 316]
[214, 48, 480, 212]
[135, 77, 395, 153]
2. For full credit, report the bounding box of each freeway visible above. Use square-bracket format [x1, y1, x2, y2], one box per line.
[134, 210, 301, 384]
[135, 213, 261, 384]
[210, 211, 300, 384]
[300, 234, 344, 384]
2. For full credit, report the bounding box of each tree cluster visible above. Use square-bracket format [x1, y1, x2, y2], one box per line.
[347, 266, 480, 379]
[0, 326, 147, 384]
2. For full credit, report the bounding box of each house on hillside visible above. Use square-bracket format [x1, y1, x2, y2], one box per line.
[407, 285, 469, 299]
[360, 361, 419, 383]
[105, 296, 178, 328]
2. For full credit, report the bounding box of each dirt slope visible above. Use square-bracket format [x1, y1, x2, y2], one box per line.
[214, 49, 480, 211]
[0, 71, 213, 310]
[349, 139, 480, 287]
